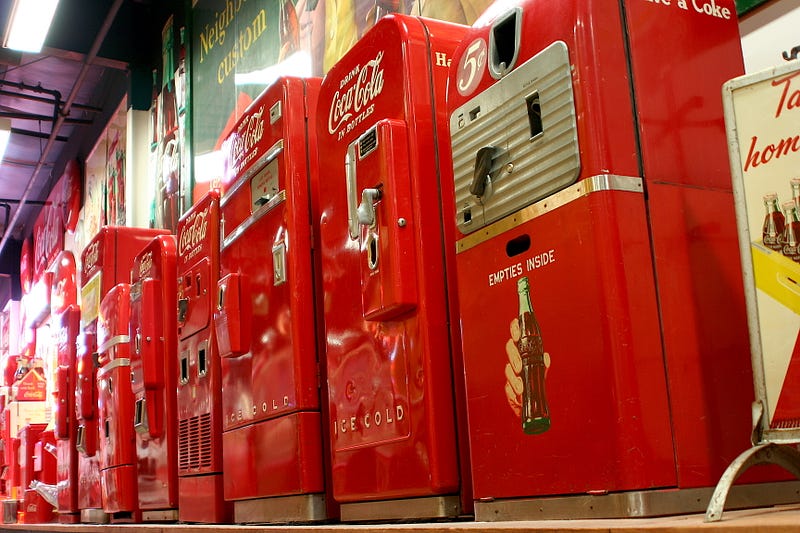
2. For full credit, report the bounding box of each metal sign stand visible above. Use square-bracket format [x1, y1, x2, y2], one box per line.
[706, 59, 800, 522]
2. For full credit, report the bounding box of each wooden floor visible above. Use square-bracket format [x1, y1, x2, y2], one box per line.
[2, 504, 800, 533]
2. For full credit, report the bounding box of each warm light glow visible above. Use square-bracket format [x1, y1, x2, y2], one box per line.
[3, 0, 60, 53]
[0, 118, 11, 162]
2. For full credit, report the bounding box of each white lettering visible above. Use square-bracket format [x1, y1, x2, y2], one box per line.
[328, 51, 385, 136]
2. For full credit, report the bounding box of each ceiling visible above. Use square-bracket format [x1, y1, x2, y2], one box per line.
[0, 0, 180, 299]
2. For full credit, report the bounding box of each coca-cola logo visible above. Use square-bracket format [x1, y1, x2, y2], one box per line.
[227, 105, 265, 173]
[179, 206, 210, 257]
[328, 51, 385, 138]
[34, 204, 62, 273]
[83, 241, 100, 274]
[138, 251, 154, 280]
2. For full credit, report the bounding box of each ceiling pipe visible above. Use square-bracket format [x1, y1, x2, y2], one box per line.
[0, 88, 102, 113]
[0, 0, 125, 256]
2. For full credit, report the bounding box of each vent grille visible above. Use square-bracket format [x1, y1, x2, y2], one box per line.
[358, 128, 378, 159]
[178, 413, 214, 473]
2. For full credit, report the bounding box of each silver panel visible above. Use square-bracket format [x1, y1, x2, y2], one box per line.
[340, 495, 461, 522]
[475, 480, 800, 521]
[220, 139, 284, 208]
[96, 357, 131, 377]
[97, 334, 130, 354]
[233, 494, 328, 524]
[450, 41, 579, 235]
[222, 190, 287, 250]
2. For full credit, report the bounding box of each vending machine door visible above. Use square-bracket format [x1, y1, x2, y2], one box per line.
[130, 235, 179, 516]
[96, 283, 137, 514]
[317, 15, 468, 518]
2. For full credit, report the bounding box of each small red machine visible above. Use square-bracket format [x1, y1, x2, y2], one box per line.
[18, 423, 48, 519]
[22, 428, 56, 523]
[129, 235, 179, 521]
[216, 77, 332, 523]
[176, 191, 232, 523]
[78, 226, 167, 523]
[51, 251, 81, 523]
[315, 15, 470, 521]
[447, 0, 789, 520]
[96, 283, 138, 519]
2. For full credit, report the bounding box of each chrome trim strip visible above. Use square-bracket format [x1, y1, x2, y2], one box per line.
[220, 139, 284, 208]
[97, 358, 131, 377]
[222, 190, 287, 250]
[455, 175, 643, 253]
[98, 334, 130, 354]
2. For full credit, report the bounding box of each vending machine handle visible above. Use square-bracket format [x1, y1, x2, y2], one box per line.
[471, 146, 499, 198]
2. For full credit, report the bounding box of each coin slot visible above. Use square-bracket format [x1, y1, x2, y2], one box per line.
[179, 352, 189, 385]
[469, 106, 481, 121]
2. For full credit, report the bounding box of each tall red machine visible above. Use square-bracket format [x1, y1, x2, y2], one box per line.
[129, 235, 179, 521]
[176, 191, 232, 523]
[78, 226, 167, 523]
[447, 0, 795, 519]
[51, 251, 81, 523]
[315, 15, 470, 521]
[215, 77, 332, 524]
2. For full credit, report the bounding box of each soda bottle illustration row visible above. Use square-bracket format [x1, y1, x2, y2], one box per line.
[762, 179, 800, 263]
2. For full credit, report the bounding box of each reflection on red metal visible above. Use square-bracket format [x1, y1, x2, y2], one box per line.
[130, 235, 179, 520]
[316, 15, 470, 520]
[217, 77, 333, 523]
[448, 0, 772, 518]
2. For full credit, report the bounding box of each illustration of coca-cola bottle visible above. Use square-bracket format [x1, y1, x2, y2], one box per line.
[516, 276, 550, 435]
[781, 200, 800, 262]
[279, 0, 300, 61]
[762, 193, 785, 251]
[791, 178, 800, 207]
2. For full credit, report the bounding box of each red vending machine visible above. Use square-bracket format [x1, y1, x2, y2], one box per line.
[176, 191, 232, 523]
[447, 0, 792, 519]
[316, 15, 470, 521]
[18, 423, 48, 519]
[51, 251, 81, 523]
[129, 235, 179, 521]
[78, 226, 167, 523]
[22, 429, 57, 523]
[215, 77, 332, 524]
[96, 283, 138, 520]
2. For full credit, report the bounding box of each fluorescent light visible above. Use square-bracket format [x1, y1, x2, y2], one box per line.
[0, 118, 11, 162]
[3, 0, 60, 53]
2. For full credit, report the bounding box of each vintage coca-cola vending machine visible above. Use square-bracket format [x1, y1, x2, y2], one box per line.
[21, 428, 57, 523]
[176, 191, 232, 523]
[447, 0, 795, 520]
[316, 15, 470, 521]
[51, 251, 81, 523]
[18, 423, 49, 520]
[96, 283, 138, 520]
[215, 77, 332, 524]
[129, 235, 179, 521]
[78, 226, 167, 523]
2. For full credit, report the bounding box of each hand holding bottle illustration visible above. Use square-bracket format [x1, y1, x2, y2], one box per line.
[504, 277, 551, 434]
